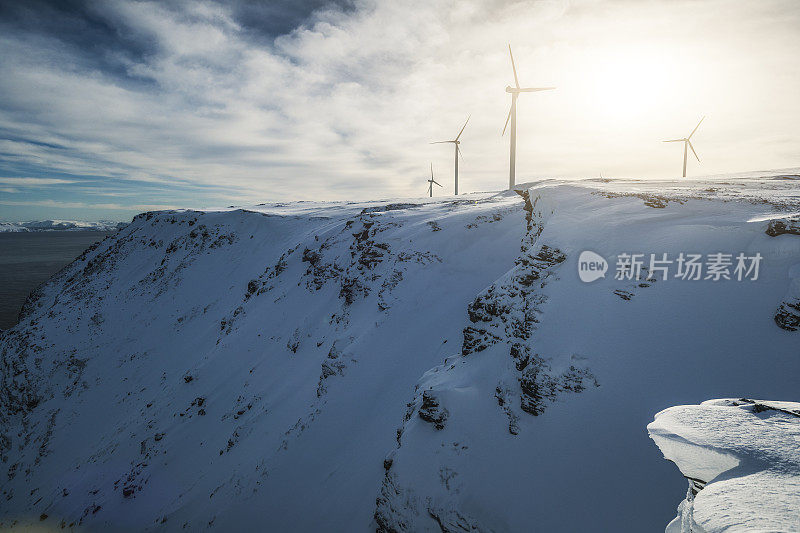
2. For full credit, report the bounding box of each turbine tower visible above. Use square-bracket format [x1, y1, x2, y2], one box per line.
[427, 163, 442, 197]
[664, 117, 705, 178]
[431, 116, 470, 195]
[502, 45, 555, 190]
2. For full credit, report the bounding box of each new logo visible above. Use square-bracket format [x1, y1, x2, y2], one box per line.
[578, 251, 608, 282]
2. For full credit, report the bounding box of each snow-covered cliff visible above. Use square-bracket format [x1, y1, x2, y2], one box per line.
[648, 399, 800, 533]
[1, 173, 798, 531]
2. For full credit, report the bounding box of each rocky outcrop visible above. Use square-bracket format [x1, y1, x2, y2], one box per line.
[417, 391, 448, 430]
[374, 188, 597, 531]
[774, 266, 800, 331]
[458, 192, 597, 425]
[765, 217, 800, 237]
[774, 298, 800, 331]
[595, 191, 684, 209]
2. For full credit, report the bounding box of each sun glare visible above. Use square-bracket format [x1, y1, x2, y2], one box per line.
[582, 46, 674, 123]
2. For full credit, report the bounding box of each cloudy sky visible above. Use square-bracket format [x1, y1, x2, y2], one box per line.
[1, 0, 798, 221]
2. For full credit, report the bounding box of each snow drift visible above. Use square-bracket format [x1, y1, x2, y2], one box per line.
[1, 172, 798, 531]
[648, 398, 800, 533]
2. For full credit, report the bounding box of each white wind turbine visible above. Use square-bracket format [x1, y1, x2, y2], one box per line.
[426, 163, 443, 197]
[664, 116, 705, 178]
[430, 116, 470, 195]
[502, 44, 555, 190]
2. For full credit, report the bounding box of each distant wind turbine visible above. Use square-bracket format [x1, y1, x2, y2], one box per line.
[431, 116, 470, 195]
[502, 45, 555, 190]
[664, 117, 705, 178]
[427, 163, 443, 197]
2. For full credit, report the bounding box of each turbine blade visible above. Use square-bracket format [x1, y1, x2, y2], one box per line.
[688, 140, 700, 162]
[518, 87, 556, 92]
[430, 141, 454, 144]
[663, 139, 684, 142]
[502, 104, 512, 136]
[689, 116, 705, 139]
[457, 145, 464, 162]
[455, 115, 471, 141]
[508, 44, 520, 89]
[430, 163, 434, 180]
[433, 180, 443, 187]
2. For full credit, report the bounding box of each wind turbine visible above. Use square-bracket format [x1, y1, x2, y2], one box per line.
[663, 117, 705, 178]
[427, 163, 442, 197]
[430, 116, 470, 195]
[502, 45, 555, 190]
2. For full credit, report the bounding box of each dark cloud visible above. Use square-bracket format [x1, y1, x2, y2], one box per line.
[0, 0, 353, 87]
[217, 0, 355, 40]
[0, 0, 156, 82]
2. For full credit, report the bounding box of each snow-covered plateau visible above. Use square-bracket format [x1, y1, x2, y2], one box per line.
[1, 171, 798, 532]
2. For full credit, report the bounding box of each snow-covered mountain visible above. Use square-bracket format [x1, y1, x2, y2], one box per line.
[0, 220, 127, 232]
[1, 172, 798, 531]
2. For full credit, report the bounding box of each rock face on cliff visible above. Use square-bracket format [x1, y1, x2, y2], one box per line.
[1, 172, 798, 531]
[648, 399, 800, 533]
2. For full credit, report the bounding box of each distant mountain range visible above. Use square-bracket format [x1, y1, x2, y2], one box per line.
[0, 220, 127, 232]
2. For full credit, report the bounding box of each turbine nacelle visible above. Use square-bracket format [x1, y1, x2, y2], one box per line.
[505, 86, 555, 94]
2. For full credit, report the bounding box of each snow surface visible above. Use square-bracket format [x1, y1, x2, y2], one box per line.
[649, 399, 800, 533]
[0, 172, 798, 531]
[0, 220, 127, 232]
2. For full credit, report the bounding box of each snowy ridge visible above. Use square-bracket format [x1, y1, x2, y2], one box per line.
[1, 174, 799, 531]
[648, 399, 800, 533]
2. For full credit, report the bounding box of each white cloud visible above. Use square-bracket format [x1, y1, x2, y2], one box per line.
[0, 177, 77, 186]
[0, 0, 798, 206]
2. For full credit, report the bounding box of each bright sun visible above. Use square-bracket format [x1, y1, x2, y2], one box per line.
[582, 45, 675, 123]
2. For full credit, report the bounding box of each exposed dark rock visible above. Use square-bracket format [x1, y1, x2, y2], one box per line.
[614, 289, 634, 301]
[731, 398, 800, 417]
[374, 473, 415, 533]
[461, 326, 500, 355]
[418, 391, 448, 430]
[766, 218, 800, 237]
[774, 298, 800, 331]
[595, 191, 684, 209]
[518, 361, 559, 416]
[246, 280, 259, 296]
[495, 386, 520, 435]
[360, 203, 419, 214]
[301, 248, 321, 266]
[320, 362, 342, 379]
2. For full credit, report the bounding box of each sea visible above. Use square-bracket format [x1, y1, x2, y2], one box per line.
[0, 231, 113, 330]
